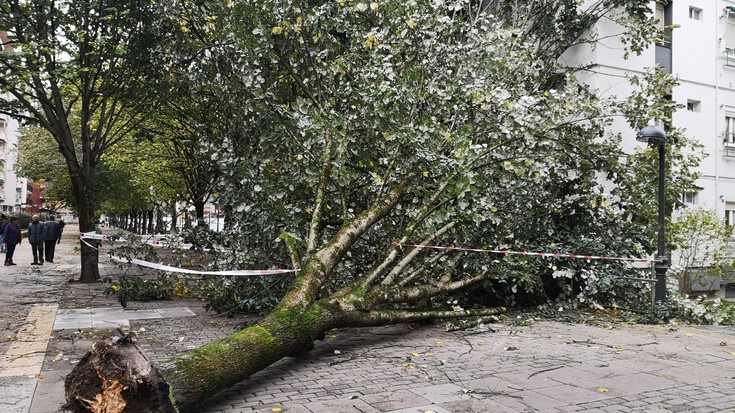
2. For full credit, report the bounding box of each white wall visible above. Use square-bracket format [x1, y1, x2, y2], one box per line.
[0, 100, 24, 214]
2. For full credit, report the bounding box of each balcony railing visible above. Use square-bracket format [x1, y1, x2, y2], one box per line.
[724, 49, 735, 66]
[724, 142, 735, 158]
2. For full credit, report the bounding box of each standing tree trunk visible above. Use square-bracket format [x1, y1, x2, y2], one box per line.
[171, 204, 179, 233]
[193, 198, 206, 227]
[73, 172, 100, 283]
[155, 206, 165, 234]
[147, 209, 155, 234]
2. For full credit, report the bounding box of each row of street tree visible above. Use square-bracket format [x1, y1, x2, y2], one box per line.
[0, 0, 707, 411]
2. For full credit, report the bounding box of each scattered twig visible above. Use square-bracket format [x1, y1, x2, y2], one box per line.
[570, 339, 615, 348]
[454, 333, 476, 358]
[633, 341, 659, 347]
[528, 365, 564, 379]
[465, 389, 524, 399]
[328, 350, 370, 366]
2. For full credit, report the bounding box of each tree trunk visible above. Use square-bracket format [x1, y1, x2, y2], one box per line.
[76, 181, 100, 283]
[171, 204, 178, 233]
[134, 211, 141, 234]
[64, 298, 505, 412]
[193, 198, 206, 227]
[147, 209, 155, 234]
[156, 207, 165, 234]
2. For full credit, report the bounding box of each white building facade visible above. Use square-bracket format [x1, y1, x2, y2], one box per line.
[565, 1, 735, 295]
[567, 1, 735, 230]
[0, 31, 32, 215]
[0, 112, 28, 214]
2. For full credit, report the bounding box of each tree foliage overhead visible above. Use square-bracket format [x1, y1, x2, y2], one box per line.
[0, 0, 170, 281]
[181, 0, 691, 309]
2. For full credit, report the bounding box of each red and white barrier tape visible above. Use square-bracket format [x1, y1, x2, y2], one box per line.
[392, 242, 651, 263]
[110, 255, 299, 276]
[79, 235, 107, 250]
[80, 232, 112, 241]
[81, 232, 196, 250]
[141, 234, 195, 249]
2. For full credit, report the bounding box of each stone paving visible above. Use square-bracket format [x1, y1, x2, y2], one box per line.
[188, 322, 735, 413]
[0, 226, 734, 412]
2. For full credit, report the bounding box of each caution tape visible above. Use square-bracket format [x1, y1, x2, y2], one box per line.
[140, 234, 194, 249]
[81, 232, 195, 250]
[80, 232, 112, 241]
[392, 242, 651, 263]
[110, 255, 299, 276]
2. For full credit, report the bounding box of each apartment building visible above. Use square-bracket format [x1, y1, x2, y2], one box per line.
[0, 31, 32, 214]
[566, 1, 735, 295]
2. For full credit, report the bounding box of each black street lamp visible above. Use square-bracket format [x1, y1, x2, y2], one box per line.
[637, 125, 668, 303]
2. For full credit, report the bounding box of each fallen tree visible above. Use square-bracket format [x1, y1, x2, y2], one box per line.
[64, 0, 701, 411]
[65, 184, 508, 411]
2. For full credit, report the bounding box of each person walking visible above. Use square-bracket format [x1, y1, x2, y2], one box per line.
[43, 215, 61, 263]
[28, 214, 45, 265]
[3, 216, 20, 266]
[58, 219, 65, 243]
[0, 216, 6, 253]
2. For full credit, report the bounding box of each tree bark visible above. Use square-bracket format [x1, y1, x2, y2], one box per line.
[147, 209, 155, 234]
[75, 175, 100, 283]
[193, 198, 206, 227]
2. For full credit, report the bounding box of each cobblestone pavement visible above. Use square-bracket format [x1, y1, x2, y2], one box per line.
[188, 321, 735, 413]
[1, 227, 734, 412]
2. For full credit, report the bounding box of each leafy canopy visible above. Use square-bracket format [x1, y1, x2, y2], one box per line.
[149, 0, 698, 314]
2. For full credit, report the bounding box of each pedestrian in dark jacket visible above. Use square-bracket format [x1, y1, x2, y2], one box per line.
[43, 215, 61, 263]
[58, 219, 65, 243]
[0, 216, 6, 253]
[28, 214, 45, 265]
[3, 216, 21, 266]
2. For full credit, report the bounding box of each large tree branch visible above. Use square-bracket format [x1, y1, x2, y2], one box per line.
[372, 269, 491, 308]
[399, 249, 452, 287]
[343, 306, 506, 327]
[380, 222, 456, 286]
[361, 182, 456, 288]
[306, 132, 334, 255]
[277, 182, 409, 309]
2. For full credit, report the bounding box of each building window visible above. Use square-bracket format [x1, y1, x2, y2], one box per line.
[687, 100, 701, 112]
[725, 11, 735, 62]
[726, 115, 735, 144]
[689, 7, 702, 20]
[727, 209, 735, 228]
[682, 192, 698, 205]
[656, 3, 670, 46]
[656, 3, 665, 30]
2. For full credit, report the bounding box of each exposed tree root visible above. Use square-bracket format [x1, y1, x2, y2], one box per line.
[63, 329, 175, 413]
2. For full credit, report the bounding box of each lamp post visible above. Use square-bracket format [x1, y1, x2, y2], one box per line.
[636, 125, 668, 303]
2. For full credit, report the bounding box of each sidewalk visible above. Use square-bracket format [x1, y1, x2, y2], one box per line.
[1, 228, 735, 412]
[0, 226, 77, 413]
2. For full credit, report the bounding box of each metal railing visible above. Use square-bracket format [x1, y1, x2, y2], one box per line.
[724, 141, 735, 157]
[723, 48, 735, 66]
